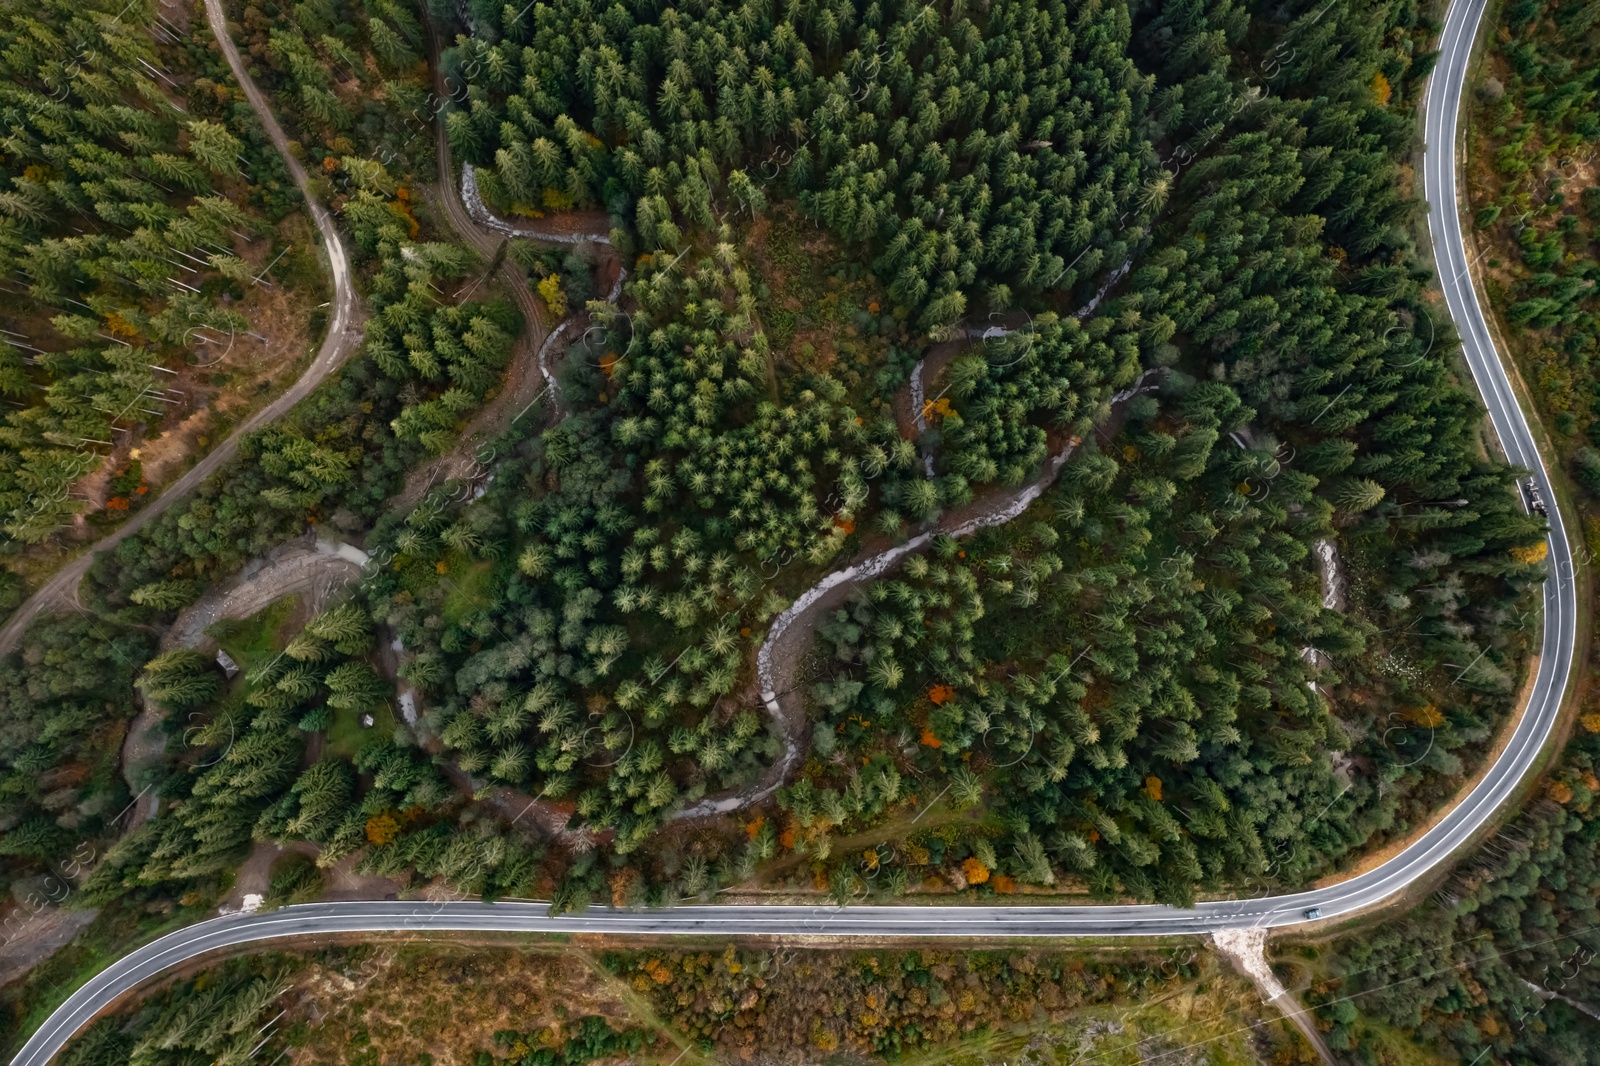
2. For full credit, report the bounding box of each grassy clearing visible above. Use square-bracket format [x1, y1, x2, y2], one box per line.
[211, 593, 302, 676]
[886, 985, 1295, 1066]
[745, 205, 911, 405]
[325, 697, 395, 760]
[439, 556, 495, 627]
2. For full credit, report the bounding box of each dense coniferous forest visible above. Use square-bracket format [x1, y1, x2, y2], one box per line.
[445, 0, 1156, 330]
[1301, 1, 1600, 1061]
[0, 617, 152, 872]
[0, 0, 1570, 1021]
[345, 0, 1545, 908]
[226, 0, 438, 175]
[0, 0, 311, 547]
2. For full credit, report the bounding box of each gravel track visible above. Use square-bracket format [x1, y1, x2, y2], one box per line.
[0, 0, 368, 658]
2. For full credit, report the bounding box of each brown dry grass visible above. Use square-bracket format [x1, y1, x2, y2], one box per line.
[284, 944, 651, 1066]
[741, 204, 892, 379]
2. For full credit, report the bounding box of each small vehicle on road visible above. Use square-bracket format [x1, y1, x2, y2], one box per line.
[1524, 477, 1548, 517]
[1303, 907, 1322, 920]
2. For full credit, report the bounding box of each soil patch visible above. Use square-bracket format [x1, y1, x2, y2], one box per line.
[284, 944, 642, 1066]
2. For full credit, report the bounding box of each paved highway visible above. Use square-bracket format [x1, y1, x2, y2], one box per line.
[8, 0, 1576, 1059]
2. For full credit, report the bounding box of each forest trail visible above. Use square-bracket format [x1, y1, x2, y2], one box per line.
[116, 535, 367, 835]
[0, 0, 368, 658]
[161, 535, 364, 653]
[670, 370, 1162, 822]
[405, 23, 1168, 834]
[375, 365, 1157, 843]
[386, 15, 621, 513]
[387, 21, 557, 511]
[423, 10, 613, 408]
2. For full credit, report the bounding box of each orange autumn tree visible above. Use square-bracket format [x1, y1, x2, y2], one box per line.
[1404, 704, 1445, 728]
[1511, 541, 1549, 565]
[920, 687, 956, 747]
[365, 811, 399, 845]
[1370, 71, 1392, 105]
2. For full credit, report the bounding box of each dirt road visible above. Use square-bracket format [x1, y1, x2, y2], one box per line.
[0, 0, 368, 657]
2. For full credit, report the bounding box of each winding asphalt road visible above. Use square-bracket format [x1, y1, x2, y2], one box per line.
[0, 0, 365, 658]
[8, 0, 1578, 1059]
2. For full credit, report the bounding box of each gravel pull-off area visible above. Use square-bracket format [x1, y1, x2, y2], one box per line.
[0, 908, 100, 990]
[162, 535, 366, 653]
[1212, 929, 1335, 1065]
[111, 535, 369, 839]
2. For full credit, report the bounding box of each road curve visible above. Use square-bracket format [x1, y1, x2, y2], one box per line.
[8, 0, 1577, 1060]
[0, 0, 365, 658]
